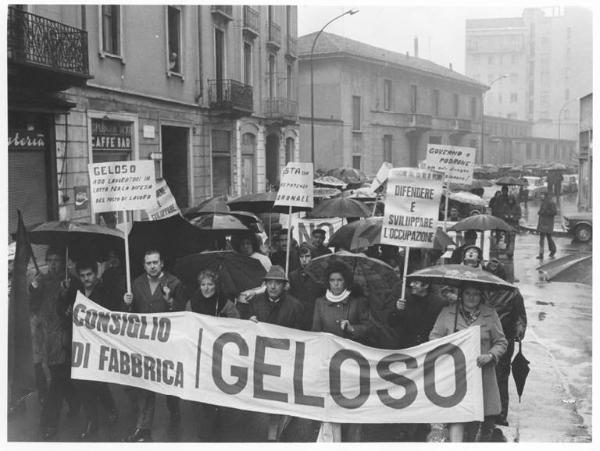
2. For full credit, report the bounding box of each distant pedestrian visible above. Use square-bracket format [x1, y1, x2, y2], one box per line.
[536, 192, 557, 259]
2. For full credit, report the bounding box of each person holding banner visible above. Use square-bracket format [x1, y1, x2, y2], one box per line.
[312, 261, 371, 442]
[429, 283, 507, 442]
[122, 249, 186, 442]
[188, 269, 239, 440]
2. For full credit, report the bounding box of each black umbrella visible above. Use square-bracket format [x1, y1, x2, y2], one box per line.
[183, 195, 230, 216]
[511, 339, 530, 402]
[309, 195, 372, 218]
[227, 191, 312, 214]
[495, 176, 527, 186]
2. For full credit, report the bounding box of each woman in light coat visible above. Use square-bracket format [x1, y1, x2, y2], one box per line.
[429, 283, 507, 442]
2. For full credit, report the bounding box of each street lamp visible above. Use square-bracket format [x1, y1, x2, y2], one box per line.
[310, 9, 359, 165]
[480, 74, 507, 164]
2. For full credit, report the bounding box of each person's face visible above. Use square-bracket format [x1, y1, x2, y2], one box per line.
[46, 253, 63, 275]
[278, 234, 288, 249]
[311, 233, 325, 247]
[107, 251, 120, 269]
[462, 286, 481, 311]
[143, 253, 163, 278]
[199, 277, 216, 298]
[450, 208, 459, 219]
[487, 260, 499, 272]
[266, 279, 285, 299]
[240, 239, 253, 257]
[299, 253, 312, 268]
[501, 188, 508, 196]
[78, 267, 98, 289]
[410, 280, 429, 297]
[328, 272, 346, 295]
[463, 248, 480, 267]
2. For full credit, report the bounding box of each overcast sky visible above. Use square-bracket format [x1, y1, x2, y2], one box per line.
[296, 2, 589, 74]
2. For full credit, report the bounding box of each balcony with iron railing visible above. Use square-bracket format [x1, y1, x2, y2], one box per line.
[211, 5, 233, 20]
[263, 97, 298, 123]
[267, 21, 281, 50]
[286, 35, 297, 59]
[208, 79, 253, 116]
[7, 6, 91, 90]
[242, 6, 259, 39]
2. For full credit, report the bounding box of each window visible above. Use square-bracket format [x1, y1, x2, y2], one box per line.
[536, 143, 541, 159]
[383, 135, 392, 163]
[410, 85, 418, 114]
[429, 136, 442, 145]
[243, 42, 252, 85]
[101, 5, 120, 55]
[488, 55, 494, 64]
[470, 97, 477, 118]
[544, 144, 550, 160]
[352, 155, 361, 170]
[526, 143, 532, 160]
[383, 79, 392, 111]
[287, 64, 293, 99]
[352, 96, 361, 131]
[268, 54, 276, 98]
[565, 88, 570, 101]
[432, 89, 440, 116]
[167, 6, 182, 73]
[510, 93, 518, 103]
[212, 130, 232, 196]
[453, 93, 459, 117]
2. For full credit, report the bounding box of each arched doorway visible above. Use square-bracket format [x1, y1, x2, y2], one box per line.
[266, 134, 280, 190]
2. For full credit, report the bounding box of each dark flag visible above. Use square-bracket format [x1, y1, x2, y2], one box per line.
[8, 210, 36, 413]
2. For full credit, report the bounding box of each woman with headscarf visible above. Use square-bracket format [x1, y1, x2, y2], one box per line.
[188, 269, 239, 440]
[429, 283, 507, 442]
[312, 260, 370, 442]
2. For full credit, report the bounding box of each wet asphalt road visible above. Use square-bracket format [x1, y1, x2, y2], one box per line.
[7, 195, 592, 443]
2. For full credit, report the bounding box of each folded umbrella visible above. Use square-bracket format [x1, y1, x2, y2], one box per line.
[511, 339, 530, 402]
[173, 250, 267, 298]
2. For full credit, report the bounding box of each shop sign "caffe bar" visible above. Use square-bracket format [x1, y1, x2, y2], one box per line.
[92, 119, 133, 151]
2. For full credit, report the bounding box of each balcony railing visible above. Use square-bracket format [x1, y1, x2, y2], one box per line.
[453, 118, 472, 132]
[263, 97, 298, 121]
[243, 6, 259, 37]
[267, 21, 281, 48]
[286, 35, 297, 58]
[208, 79, 253, 114]
[211, 5, 233, 20]
[7, 7, 89, 77]
[407, 113, 433, 128]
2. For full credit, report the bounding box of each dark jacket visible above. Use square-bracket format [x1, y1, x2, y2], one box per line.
[189, 291, 239, 318]
[502, 200, 522, 227]
[310, 244, 332, 258]
[288, 268, 326, 331]
[537, 198, 557, 233]
[388, 292, 448, 348]
[485, 288, 527, 340]
[312, 293, 370, 343]
[269, 249, 300, 272]
[127, 271, 186, 313]
[244, 292, 304, 329]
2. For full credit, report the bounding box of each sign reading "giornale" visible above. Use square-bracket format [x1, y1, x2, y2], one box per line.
[71, 292, 484, 423]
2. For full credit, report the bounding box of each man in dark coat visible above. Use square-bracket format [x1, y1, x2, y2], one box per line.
[536, 192, 557, 259]
[59, 259, 118, 440]
[122, 249, 186, 442]
[269, 229, 301, 273]
[288, 245, 325, 331]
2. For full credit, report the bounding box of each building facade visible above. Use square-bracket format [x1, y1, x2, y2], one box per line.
[297, 32, 488, 174]
[465, 6, 592, 140]
[578, 93, 592, 211]
[7, 4, 299, 234]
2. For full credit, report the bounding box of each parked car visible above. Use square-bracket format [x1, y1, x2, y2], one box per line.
[561, 174, 579, 194]
[522, 176, 547, 199]
[563, 212, 592, 243]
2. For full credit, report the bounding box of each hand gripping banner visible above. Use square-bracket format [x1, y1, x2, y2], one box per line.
[71, 292, 484, 423]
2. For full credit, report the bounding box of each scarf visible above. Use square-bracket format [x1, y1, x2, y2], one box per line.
[325, 289, 351, 303]
[459, 304, 481, 326]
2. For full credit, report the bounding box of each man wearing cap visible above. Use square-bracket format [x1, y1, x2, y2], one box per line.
[308, 228, 332, 258]
[239, 265, 304, 440]
[288, 245, 326, 331]
[461, 244, 483, 268]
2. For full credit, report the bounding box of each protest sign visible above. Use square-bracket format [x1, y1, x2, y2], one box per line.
[380, 168, 443, 248]
[280, 214, 346, 245]
[424, 144, 476, 184]
[88, 160, 156, 213]
[72, 292, 484, 424]
[144, 178, 180, 221]
[274, 162, 314, 209]
[370, 162, 393, 192]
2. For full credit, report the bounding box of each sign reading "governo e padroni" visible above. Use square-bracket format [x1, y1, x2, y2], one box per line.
[71, 292, 484, 424]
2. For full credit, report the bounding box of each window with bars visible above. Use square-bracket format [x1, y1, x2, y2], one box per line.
[101, 5, 120, 55]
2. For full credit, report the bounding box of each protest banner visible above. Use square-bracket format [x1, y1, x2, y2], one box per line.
[370, 162, 393, 193]
[424, 144, 476, 185]
[380, 168, 444, 248]
[88, 160, 157, 213]
[280, 214, 345, 245]
[144, 178, 180, 221]
[72, 292, 484, 424]
[274, 162, 314, 274]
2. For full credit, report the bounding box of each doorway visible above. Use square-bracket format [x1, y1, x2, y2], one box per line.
[161, 126, 189, 208]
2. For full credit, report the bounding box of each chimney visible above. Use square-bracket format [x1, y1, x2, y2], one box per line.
[449, 62, 453, 71]
[414, 37, 419, 58]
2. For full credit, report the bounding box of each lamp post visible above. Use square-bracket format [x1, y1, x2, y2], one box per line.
[310, 9, 358, 165]
[480, 74, 507, 164]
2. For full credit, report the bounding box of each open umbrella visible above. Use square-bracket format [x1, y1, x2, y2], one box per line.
[511, 339, 530, 402]
[173, 250, 266, 298]
[188, 213, 250, 234]
[449, 179, 494, 191]
[536, 253, 592, 284]
[326, 167, 367, 188]
[448, 214, 514, 232]
[310, 195, 371, 218]
[495, 176, 527, 186]
[406, 264, 514, 289]
[545, 162, 568, 171]
[304, 251, 401, 313]
[227, 191, 312, 214]
[447, 191, 488, 208]
[314, 187, 343, 199]
[183, 195, 230, 216]
[345, 187, 378, 201]
[314, 175, 347, 189]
